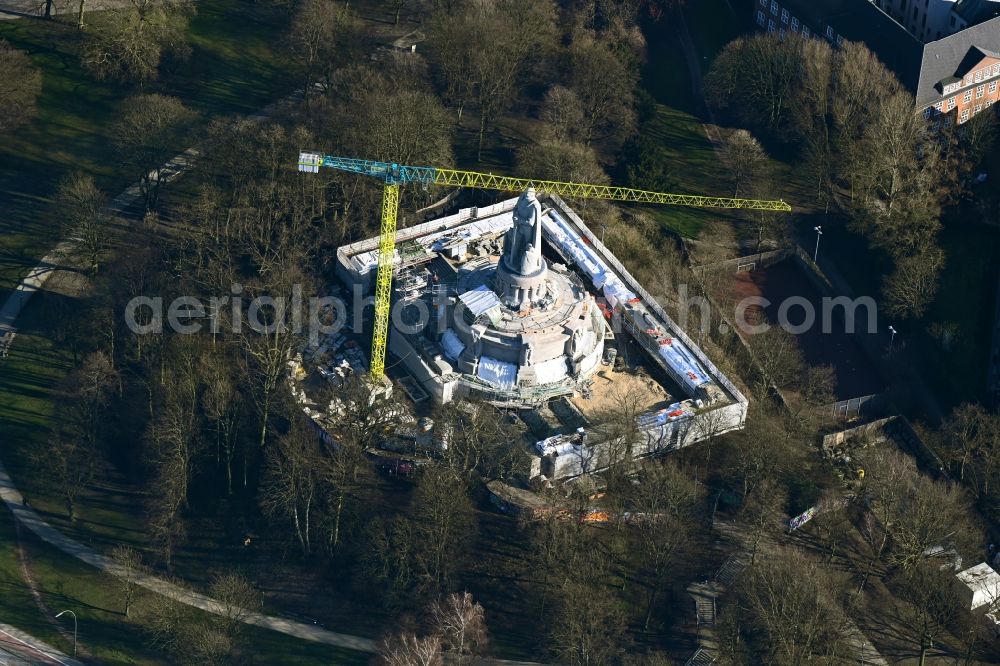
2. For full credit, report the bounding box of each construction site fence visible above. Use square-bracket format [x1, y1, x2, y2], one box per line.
[827, 393, 885, 421]
[690, 247, 791, 275]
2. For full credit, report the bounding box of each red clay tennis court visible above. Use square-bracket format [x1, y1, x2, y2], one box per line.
[731, 259, 884, 400]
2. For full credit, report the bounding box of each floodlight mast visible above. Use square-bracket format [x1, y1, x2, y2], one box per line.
[298, 152, 793, 380]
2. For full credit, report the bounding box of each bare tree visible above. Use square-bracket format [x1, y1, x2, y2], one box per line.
[538, 85, 586, 142]
[0, 41, 41, 132]
[113, 94, 197, 210]
[706, 34, 802, 132]
[882, 245, 945, 320]
[54, 172, 111, 274]
[740, 477, 786, 565]
[110, 545, 145, 617]
[747, 325, 804, 394]
[413, 468, 476, 593]
[427, 0, 557, 157]
[730, 546, 851, 663]
[549, 580, 627, 666]
[564, 34, 637, 146]
[891, 562, 968, 666]
[288, 0, 361, 103]
[941, 403, 1000, 503]
[259, 419, 327, 555]
[39, 432, 98, 523]
[81, 0, 194, 82]
[723, 129, 769, 199]
[377, 631, 444, 666]
[200, 354, 244, 495]
[516, 138, 608, 185]
[629, 462, 704, 629]
[433, 401, 526, 482]
[429, 592, 488, 664]
[209, 571, 261, 641]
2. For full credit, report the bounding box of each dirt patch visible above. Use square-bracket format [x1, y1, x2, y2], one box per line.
[572, 363, 674, 418]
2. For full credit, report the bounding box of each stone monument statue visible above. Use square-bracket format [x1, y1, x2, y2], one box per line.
[502, 188, 544, 276]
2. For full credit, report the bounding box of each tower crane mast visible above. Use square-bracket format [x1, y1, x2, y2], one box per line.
[298, 152, 792, 379]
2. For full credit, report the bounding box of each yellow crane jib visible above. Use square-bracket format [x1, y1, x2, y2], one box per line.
[297, 152, 792, 379]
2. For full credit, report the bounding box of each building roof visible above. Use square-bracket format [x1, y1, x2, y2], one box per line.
[916, 16, 1000, 105]
[956, 562, 1000, 610]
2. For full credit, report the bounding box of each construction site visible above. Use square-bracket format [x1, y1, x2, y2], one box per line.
[299, 169, 758, 484]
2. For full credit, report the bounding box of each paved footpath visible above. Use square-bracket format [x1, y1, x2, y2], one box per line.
[0, 621, 83, 665]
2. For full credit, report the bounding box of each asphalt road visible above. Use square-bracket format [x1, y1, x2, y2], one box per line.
[0, 623, 82, 666]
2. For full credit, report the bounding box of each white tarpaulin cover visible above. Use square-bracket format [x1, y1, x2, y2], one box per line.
[440, 329, 465, 360]
[531, 355, 569, 384]
[603, 277, 637, 309]
[657, 338, 711, 394]
[477, 355, 517, 390]
[459, 284, 502, 318]
[542, 210, 608, 286]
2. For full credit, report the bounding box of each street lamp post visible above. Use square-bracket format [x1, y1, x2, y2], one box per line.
[55, 610, 76, 657]
[813, 225, 823, 263]
[888, 325, 897, 357]
[600, 223, 607, 245]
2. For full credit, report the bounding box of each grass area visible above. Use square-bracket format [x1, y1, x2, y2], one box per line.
[636, 105, 743, 238]
[0, 0, 294, 297]
[635, 7, 743, 240]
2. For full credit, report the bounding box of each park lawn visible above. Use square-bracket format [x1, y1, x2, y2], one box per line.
[0, 0, 294, 299]
[636, 104, 743, 239]
[636, 9, 741, 239]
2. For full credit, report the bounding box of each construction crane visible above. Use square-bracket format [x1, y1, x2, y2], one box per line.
[298, 153, 792, 380]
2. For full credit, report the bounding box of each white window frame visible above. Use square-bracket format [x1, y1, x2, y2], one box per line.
[977, 84, 985, 98]
[964, 89, 973, 103]
[990, 81, 997, 93]
[975, 104, 983, 114]
[781, 8, 789, 23]
[801, 25, 810, 38]
[994, 64, 1000, 76]
[826, 25, 835, 39]
[948, 96, 957, 110]
[757, 10, 766, 26]
[975, 69, 983, 83]
[768, 19, 776, 32]
[791, 17, 799, 31]
[771, 0, 778, 14]
[960, 109, 970, 123]
[934, 101, 943, 112]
